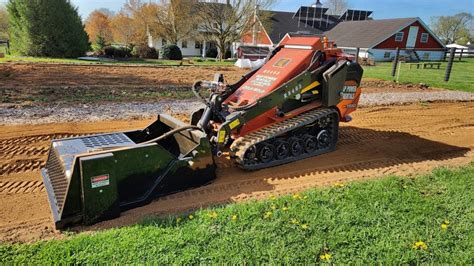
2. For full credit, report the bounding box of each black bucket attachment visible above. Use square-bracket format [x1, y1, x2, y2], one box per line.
[41, 114, 216, 229]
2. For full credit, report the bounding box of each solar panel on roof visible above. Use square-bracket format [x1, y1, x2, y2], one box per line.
[340, 9, 373, 21]
[293, 6, 328, 18]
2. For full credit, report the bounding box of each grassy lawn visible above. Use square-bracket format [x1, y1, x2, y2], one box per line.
[363, 58, 474, 92]
[0, 54, 236, 66]
[1, 165, 473, 264]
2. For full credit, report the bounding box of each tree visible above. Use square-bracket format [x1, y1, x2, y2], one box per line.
[195, 0, 275, 60]
[431, 13, 473, 44]
[151, 0, 198, 45]
[325, 0, 348, 16]
[122, 0, 156, 45]
[85, 9, 113, 48]
[0, 6, 8, 40]
[110, 11, 135, 46]
[7, 0, 89, 58]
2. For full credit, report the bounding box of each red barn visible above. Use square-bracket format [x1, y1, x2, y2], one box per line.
[324, 17, 446, 61]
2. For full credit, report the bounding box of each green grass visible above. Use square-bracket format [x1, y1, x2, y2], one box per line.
[0, 54, 236, 66]
[363, 58, 474, 92]
[1, 165, 473, 264]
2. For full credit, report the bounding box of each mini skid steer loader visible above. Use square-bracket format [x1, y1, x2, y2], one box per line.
[42, 36, 363, 228]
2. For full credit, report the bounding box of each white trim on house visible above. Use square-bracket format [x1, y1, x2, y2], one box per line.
[420, 33, 429, 43]
[395, 32, 404, 42]
[406, 26, 419, 48]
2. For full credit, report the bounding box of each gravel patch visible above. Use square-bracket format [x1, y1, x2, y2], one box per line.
[1, 91, 472, 125]
[359, 91, 474, 107]
[0, 100, 205, 125]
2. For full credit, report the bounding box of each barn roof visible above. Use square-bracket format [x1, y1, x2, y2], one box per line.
[325, 17, 419, 48]
[261, 10, 325, 44]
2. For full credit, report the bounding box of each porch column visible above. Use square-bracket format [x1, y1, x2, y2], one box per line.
[202, 41, 207, 58]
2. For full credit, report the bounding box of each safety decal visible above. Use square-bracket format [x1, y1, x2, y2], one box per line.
[91, 174, 110, 189]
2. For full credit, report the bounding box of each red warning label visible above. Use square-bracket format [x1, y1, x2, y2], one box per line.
[91, 175, 110, 188]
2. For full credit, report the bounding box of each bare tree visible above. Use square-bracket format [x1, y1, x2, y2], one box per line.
[325, 0, 348, 16]
[195, 0, 275, 60]
[151, 0, 198, 44]
[431, 13, 473, 45]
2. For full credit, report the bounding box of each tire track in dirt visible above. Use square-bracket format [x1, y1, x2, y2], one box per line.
[0, 180, 45, 194]
[0, 159, 46, 175]
[0, 146, 49, 159]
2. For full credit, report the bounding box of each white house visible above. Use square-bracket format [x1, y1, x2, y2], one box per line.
[149, 37, 214, 58]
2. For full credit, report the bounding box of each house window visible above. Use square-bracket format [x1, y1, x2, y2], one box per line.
[395, 32, 404, 42]
[195, 41, 202, 49]
[423, 53, 430, 60]
[181, 40, 188, 48]
[162, 39, 167, 46]
[420, 33, 429, 43]
[384, 52, 391, 59]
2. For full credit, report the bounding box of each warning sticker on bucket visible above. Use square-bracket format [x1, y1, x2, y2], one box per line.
[91, 175, 110, 188]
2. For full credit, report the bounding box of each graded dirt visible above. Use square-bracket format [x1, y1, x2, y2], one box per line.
[0, 102, 473, 243]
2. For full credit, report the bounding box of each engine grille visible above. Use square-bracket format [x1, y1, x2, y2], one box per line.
[45, 149, 68, 213]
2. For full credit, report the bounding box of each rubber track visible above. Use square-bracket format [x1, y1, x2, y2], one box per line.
[230, 108, 337, 170]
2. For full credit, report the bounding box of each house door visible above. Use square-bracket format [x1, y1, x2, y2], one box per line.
[406, 26, 419, 48]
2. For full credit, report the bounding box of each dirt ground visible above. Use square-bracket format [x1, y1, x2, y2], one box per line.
[0, 102, 473, 243]
[0, 63, 248, 88]
[0, 64, 445, 106]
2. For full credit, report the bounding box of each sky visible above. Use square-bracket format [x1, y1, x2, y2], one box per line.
[1, 0, 472, 23]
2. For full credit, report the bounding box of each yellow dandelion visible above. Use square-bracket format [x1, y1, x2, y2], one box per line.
[231, 215, 238, 221]
[188, 214, 194, 220]
[292, 193, 302, 200]
[441, 223, 448, 230]
[301, 224, 309, 230]
[320, 253, 332, 261]
[334, 182, 345, 188]
[208, 211, 218, 219]
[271, 205, 277, 210]
[444, 220, 450, 225]
[264, 211, 272, 219]
[282, 207, 289, 211]
[290, 218, 299, 224]
[412, 241, 428, 250]
[269, 194, 277, 200]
